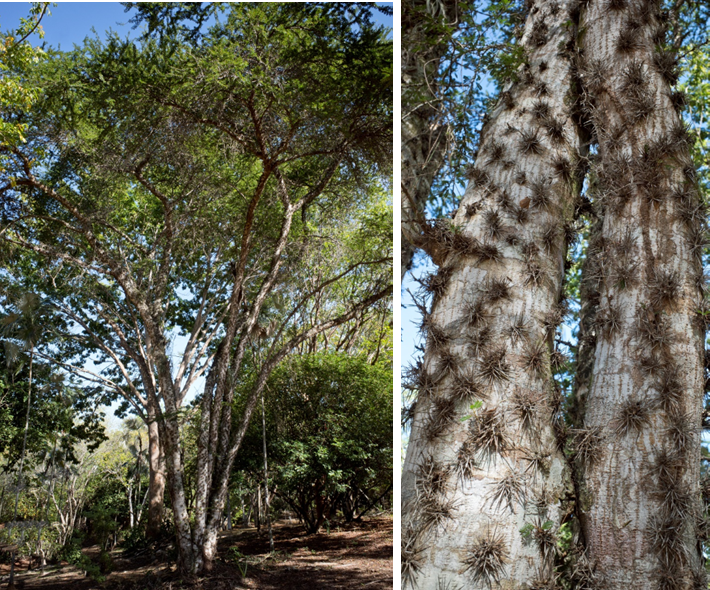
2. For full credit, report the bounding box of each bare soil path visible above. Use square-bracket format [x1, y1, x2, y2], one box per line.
[0, 516, 393, 589]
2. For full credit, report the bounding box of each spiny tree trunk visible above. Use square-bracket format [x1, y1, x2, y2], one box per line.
[401, 1, 585, 587]
[401, 0, 460, 278]
[578, 0, 706, 585]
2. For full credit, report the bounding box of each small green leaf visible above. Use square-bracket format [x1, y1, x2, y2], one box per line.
[520, 523, 534, 539]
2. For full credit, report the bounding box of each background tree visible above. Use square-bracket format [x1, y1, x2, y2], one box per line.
[236, 352, 392, 535]
[401, 0, 461, 278]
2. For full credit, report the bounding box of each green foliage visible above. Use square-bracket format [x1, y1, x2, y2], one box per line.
[121, 522, 148, 552]
[122, 519, 173, 554]
[460, 400, 484, 422]
[61, 536, 106, 582]
[404, 0, 527, 219]
[0, 2, 49, 147]
[124, 2, 392, 52]
[97, 549, 114, 574]
[519, 522, 534, 540]
[83, 502, 120, 548]
[0, 366, 105, 467]
[482, 39, 527, 88]
[1, 2, 392, 404]
[557, 521, 573, 551]
[681, 45, 710, 198]
[229, 548, 249, 577]
[237, 353, 392, 533]
[59, 534, 84, 564]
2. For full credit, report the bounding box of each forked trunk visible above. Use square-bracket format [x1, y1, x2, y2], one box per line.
[401, 1, 584, 586]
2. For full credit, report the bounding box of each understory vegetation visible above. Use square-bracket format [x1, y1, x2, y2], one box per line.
[0, 351, 392, 582]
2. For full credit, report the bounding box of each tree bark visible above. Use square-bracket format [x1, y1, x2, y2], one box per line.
[401, 0, 460, 278]
[401, 1, 584, 587]
[257, 483, 262, 534]
[261, 393, 274, 552]
[146, 408, 165, 539]
[161, 411, 200, 573]
[225, 490, 232, 531]
[578, 0, 706, 585]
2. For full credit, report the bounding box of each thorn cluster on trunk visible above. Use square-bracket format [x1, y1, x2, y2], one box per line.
[463, 529, 509, 586]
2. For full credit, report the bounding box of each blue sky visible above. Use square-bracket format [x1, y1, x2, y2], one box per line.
[1, 3, 136, 47]
[1, 2, 393, 49]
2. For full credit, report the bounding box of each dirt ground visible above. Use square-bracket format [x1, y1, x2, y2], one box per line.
[0, 516, 393, 589]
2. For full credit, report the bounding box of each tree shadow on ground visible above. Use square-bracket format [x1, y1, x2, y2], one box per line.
[2, 516, 393, 590]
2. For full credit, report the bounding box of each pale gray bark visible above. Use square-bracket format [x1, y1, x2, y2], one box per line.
[401, 0, 460, 278]
[401, 1, 584, 587]
[578, 0, 706, 586]
[261, 393, 274, 552]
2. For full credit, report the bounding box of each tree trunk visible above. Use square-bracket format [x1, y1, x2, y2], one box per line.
[256, 484, 262, 534]
[128, 482, 135, 529]
[160, 413, 199, 573]
[342, 489, 356, 523]
[401, 0, 461, 278]
[261, 393, 274, 552]
[571, 217, 602, 431]
[225, 490, 232, 531]
[578, 0, 705, 585]
[146, 408, 166, 539]
[136, 487, 149, 527]
[9, 349, 34, 588]
[401, 1, 584, 587]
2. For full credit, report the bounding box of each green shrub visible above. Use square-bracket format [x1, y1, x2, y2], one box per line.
[60, 535, 105, 582]
[97, 549, 114, 574]
[122, 520, 175, 553]
[121, 524, 148, 552]
[69, 551, 104, 582]
[59, 535, 84, 564]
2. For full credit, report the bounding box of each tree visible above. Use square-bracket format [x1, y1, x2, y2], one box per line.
[0, 290, 106, 586]
[401, 0, 587, 586]
[573, 1, 707, 585]
[1, 3, 391, 574]
[0, 2, 49, 149]
[402, 0, 710, 587]
[0, 423, 108, 573]
[401, 0, 531, 278]
[237, 353, 392, 535]
[401, 0, 461, 278]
